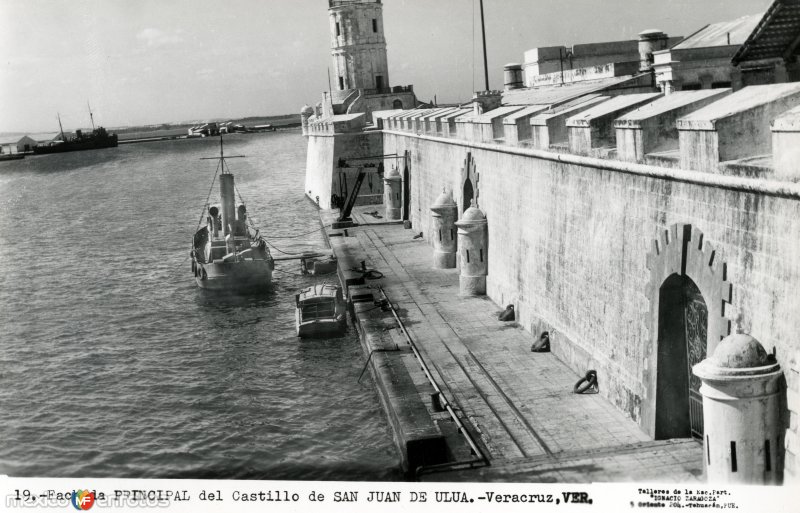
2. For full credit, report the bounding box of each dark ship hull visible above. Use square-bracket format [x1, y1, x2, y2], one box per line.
[33, 134, 118, 154]
[192, 254, 273, 292]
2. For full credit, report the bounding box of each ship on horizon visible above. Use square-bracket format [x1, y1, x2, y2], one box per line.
[33, 106, 118, 154]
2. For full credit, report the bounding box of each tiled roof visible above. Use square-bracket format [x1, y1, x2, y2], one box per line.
[470, 106, 526, 123]
[501, 75, 642, 106]
[732, 0, 800, 64]
[672, 13, 763, 50]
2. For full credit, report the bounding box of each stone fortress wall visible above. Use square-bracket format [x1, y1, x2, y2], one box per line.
[378, 82, 800, 483]
[303, 0, 800, 484]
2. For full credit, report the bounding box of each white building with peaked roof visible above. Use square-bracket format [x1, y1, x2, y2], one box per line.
[653, 13, 762, 93]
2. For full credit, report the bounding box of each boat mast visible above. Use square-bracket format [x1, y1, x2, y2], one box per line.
[201, 135, 246, 251]
[87, 101, 96, 131]
[57, 113, 66, 142]
[219, 134, 226, 173]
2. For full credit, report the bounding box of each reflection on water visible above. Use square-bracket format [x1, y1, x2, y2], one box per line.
[0, 132, 400, 480]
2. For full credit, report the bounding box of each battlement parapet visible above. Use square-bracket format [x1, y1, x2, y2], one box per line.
[772, 105, 800, 182]
[382, 83, 800, 181]
[503, 105, 551, 144]
[418, 107, 459, 134]
[615, 89, 731, 163]
[457, 105, 525, 142]
[566, 92, 661, 156]
[529, 96, 609, 149]
[677, 82, 800, 173]
[307, 112, 367, 135]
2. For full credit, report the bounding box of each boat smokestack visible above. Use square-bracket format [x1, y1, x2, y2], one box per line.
[220, 174, 237, 236]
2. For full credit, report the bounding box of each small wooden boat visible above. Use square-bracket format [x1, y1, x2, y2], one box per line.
[295, 284, 347, 337]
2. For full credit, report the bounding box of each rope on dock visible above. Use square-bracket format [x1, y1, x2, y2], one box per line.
[272, 267, 307, 277]
[267, 224, 331, 239]
[262, 238, 314, 256]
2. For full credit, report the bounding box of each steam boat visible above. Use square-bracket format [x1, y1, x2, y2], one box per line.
[33, 127, 118, 154]
[191, 137, 274, 291]
[295, 284, 347, 337]
[34, 109, 118, 154]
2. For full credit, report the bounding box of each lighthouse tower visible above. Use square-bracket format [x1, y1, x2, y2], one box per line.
[301, 0, 416, 208]
[329, 0, 390, 96]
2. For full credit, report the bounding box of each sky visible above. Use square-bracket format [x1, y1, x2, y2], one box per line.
[0, 0, 774, 133]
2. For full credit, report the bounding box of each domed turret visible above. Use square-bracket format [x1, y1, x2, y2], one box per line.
[709, 333, 771, 369]
[430, 188, 458, 269]
[693, 333, 783, 484]
[383, 165, 402, 220]
[461, 203, 487, 222]
[455, 200, 488, 295]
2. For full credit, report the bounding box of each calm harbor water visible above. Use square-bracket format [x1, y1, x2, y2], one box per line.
[0, 131, 400, 480]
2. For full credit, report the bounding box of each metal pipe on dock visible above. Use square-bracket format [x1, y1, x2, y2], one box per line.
[377, 286, 489, 474]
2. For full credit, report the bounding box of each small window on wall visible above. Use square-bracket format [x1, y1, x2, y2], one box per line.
[338, 76, 345, 90]
[336, 22, 341, 37]
[372, 19, 378, 32]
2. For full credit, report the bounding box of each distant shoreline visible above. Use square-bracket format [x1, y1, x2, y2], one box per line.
[118, 125, 301, 145]
[0, 114, 301, 145]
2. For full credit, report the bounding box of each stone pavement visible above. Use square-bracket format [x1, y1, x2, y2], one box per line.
[340, 206, 704, 482]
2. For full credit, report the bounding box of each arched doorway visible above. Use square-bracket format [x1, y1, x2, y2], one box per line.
[655, 274, 708, 440]
[460, 152, 479, 213]
[392, 99, 403, 109]
[642, 223, 732, 439]
[462, 179, 474, 213]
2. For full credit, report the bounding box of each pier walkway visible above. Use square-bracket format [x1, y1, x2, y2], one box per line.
[324, 206, 704, 482]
